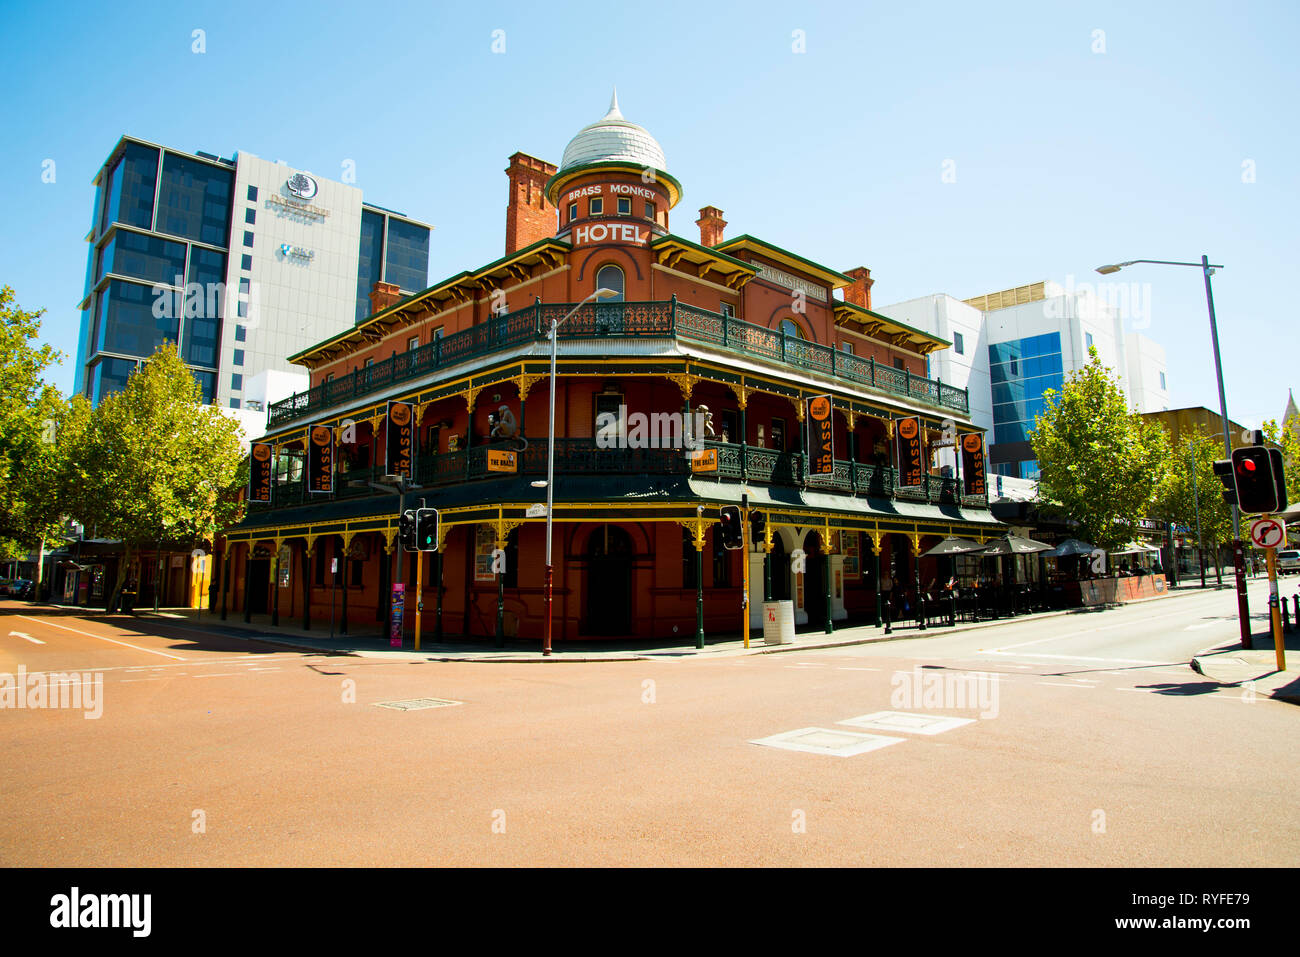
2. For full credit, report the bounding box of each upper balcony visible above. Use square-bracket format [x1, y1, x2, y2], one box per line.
[267, 298, 970, 429]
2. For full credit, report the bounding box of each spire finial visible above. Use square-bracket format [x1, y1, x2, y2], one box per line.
[606, 87, 622, 119]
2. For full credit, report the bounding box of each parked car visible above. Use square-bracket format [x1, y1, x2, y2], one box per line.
[1278, 550, 1300, 575]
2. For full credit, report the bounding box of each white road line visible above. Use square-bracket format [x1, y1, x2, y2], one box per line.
[15, 615, 186, 661]
[192, 673, 243, 678]
[7, 654, 306, 678]
[984, 606, 1221, 655]
[836, 666, 880, 671]
[9, 631, 44, 644]
[984, 651, 1170, 665]
[1036, 681, 1094, 688]
[1185, 620, 1229, 630]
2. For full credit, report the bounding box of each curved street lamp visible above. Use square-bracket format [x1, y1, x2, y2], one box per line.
[1094, 254, 1249, 641]
[537, 287, 621, 656]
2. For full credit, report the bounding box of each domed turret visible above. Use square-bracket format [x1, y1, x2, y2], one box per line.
[558, 90, 667, 173]
[546, 92, 681, 209]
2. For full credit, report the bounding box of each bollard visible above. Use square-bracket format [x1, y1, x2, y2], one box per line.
[1284, 599, 1292, 633]
[1293, 594, 1300, 633]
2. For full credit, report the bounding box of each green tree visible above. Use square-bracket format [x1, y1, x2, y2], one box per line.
[1030, 348, 1170, 553]
[0, 285, 73, 560]
[1151, 432, 1233, 583]
[66, 345, 247, 609]
[1261, 414, 1300, 509]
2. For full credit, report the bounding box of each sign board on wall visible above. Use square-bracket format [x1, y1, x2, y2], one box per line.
[961, 433, 987, 497]
[897, 417, 923, 487]
[308, 424, 334, 494]
[807, 395, 834, 478]
[249, 442, 273, 502]
[474, 525, 496, 582]
[385, 401, 413, 479]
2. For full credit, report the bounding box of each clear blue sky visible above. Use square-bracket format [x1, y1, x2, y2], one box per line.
[2, 0, 1296, 428]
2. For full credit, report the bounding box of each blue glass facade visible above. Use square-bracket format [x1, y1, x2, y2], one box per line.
[989, 333, 1064, 445]
[182, 248, 226, 368]
[156, 153, 232, 246]
[355, 209, 385, 323]
[90, 357, 139, 405]
[384, 218, 430, 294]
[98, 143, 157, 236]
[95, 279, 179, 357]
[97, 229, 187, 286]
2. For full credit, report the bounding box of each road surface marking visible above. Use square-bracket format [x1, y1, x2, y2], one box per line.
[191, 673, 245, 678]
[836, 666, 880, 671]
[985, 607, 1219, 655]
[1184, 620, 1230, 630]
[1036, 681, 1093, 688]
[9, 631, 44, 644]
[984, 651, 1170, 665]
[15, 615, 185, 660]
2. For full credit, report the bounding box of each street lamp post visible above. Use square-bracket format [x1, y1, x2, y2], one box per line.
[535, 288, 620, 656]
[1095, 256, 1249, 641]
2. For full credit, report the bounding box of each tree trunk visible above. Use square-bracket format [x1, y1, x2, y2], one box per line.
[107, 543, 133, 612]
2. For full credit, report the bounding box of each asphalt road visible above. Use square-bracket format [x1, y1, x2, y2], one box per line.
[0, 579, 1295, 867]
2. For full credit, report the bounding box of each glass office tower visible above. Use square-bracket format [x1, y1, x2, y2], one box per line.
[76, 136, 432, 408]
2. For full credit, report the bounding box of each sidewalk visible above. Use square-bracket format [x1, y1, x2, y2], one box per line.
[108, 584, 1213, 663]
[1191, 629, 1300, 704]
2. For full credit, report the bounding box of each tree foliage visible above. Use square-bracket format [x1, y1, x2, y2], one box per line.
[1151, 431, 1233, 552]
[0, 285, 72, 554]
[1261, 414, 1300, 509]
[65, 344, 247, 605]
[1029, 348, 1169, 552]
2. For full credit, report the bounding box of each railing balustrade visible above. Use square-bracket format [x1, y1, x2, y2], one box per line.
[268, 299, 970, 427]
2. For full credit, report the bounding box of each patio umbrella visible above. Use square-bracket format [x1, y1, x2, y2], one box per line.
[977, 533, 1055, 555]
[1046, 538, 1094, 557]
[922, 536, 988, 556]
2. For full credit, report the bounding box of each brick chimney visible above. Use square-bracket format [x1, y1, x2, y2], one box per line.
[844, 267, 875, 310]
[505, 152, 558, 255]
[369, 280, 403, 315]
[695, 206, 726, 247]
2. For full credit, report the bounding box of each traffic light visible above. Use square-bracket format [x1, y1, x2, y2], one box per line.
[398, 509, 416, 550]
[1231, 445, 1283, 514]
[749, 509, 766, 545]
[718, 505, 743, 550]
[1213, 458, 1237, 508]
[415, 508, 440, 552]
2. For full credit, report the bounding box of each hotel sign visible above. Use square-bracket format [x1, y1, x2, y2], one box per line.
[572, 222, 649, 247]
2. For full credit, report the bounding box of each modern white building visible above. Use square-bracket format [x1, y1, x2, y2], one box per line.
[75, 137, 433, 439]
[882, 280, 1170, 480]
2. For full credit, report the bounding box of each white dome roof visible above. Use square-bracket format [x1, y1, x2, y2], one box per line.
[559, 91, 666, 173]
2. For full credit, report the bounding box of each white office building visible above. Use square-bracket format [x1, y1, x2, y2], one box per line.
[882, 280, 1170, 479]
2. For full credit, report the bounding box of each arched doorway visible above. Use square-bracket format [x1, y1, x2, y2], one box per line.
[769, 534, 790, 601]
[585, 525, 633, 636]
[804, 531, 826, 630]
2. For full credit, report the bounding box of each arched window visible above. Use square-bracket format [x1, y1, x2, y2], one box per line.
[596, 264, 625, 302]
[779, 318, 804, 339]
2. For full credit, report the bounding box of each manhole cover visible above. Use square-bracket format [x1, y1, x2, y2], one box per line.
[373, 698, 462, 711]
[838, 711, 974, 735]
[750, 727, 904, 757]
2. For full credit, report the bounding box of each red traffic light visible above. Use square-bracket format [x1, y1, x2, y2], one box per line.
[1230, 446, 1279, 514]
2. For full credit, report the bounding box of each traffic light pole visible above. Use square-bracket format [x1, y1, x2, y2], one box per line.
[742, 498, 750, 650]
[1264, 523, 1286, 672]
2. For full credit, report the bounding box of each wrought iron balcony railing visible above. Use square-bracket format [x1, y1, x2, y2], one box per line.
[267, 299, 969, 428]
[248, 438, 987, 512]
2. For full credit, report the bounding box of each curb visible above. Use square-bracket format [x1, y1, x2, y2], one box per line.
[111, 584, 1219, 664]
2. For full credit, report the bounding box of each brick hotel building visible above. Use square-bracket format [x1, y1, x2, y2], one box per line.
[220, 95, 1003, 642]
